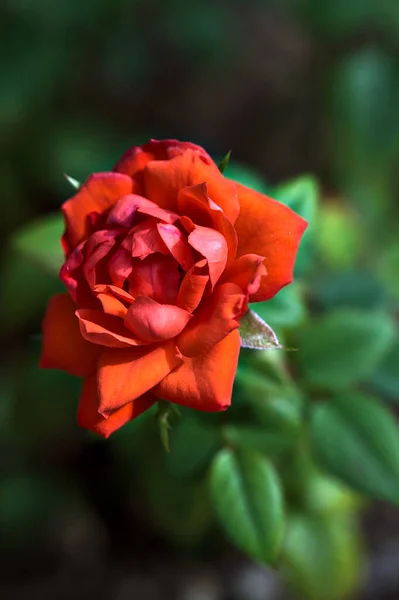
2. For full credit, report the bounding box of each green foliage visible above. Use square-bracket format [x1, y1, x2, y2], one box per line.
[210, 448, 285, 564]
[297, 310, 396, 391]
[281, 512, 363, 600]
[12, 213, 64, 275]
[311, 393, 399, 504]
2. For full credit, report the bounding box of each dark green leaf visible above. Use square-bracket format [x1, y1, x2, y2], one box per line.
[165, 416, 221, 477]
[369, 339, 399, 402]
[218, 150, 231, 174]
[240, 310, 281, 350]
[226, 162, 270, 194]
[222, 425, 296, 457]
[250, 283, 306, 329]
[210, 448, 284, 564]
[298, 310, 396, 390]
[311, 393, 399, 504]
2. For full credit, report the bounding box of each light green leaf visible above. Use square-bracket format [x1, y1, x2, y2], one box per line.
[297, 309, 396, 390]
[281, 512, 363, 600]
[210, 448, 284, 564]
[240, 310, 281, 350]
[274, 175, 319, 225]
[226, 162, 270, 195]
[64, 173, 81, 190]
[12, 213, 64, 275]
[311, 393, 399, 504]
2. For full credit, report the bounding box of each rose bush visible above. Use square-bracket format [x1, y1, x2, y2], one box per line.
[40, 139, 307, 437]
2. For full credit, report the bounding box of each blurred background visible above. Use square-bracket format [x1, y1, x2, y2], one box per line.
[1, 0, 399, 599]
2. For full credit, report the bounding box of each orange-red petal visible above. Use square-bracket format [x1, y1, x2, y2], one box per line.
[177, 259, 209, 313]
[154, 330, 241, 411]
[62, 173, 133, 249]
[188, 225, 228, 288]
[40, 293, 100, 377]
[219, 253, 267, 298]
[77, 375, 156, 438]
[76, 309, 146, 347]
[143, 150, 240, 223]
[97, 341, 183, 415]
[177, 183, 237, 262]
[177, 283, 247, 357]
[157, 223, 194, 271]
[125, 297, 192, 342]
[234, 183, 307, 301]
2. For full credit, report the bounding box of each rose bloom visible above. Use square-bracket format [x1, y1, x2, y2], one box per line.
[40, 139, 307, 438]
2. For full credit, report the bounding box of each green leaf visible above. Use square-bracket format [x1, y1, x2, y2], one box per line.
[315, 203, 364, 270]
[281, 512, 363, 600]
[12, 213, 64, 275]
[311, 393, 399, 504]
[64, 173, 81, 190]
[369, 339, 399, 402]
[165, 415, 221, 477]
[239, 310, 281, 350]
[297, 309, 396, 390]
[210, 448, 284, 564]
[273, 175, 319, 276]
[156, 401, 180, 452]
[226, 162, 270, 195]
[312, 270, 390, 311]
[218, 150, 231, 174]
[274, 175, 319, 225]
[222, 425, 296, 457]
[250, 282, 306, 330]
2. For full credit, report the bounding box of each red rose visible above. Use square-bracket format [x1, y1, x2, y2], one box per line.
[40, 139, 307, 437]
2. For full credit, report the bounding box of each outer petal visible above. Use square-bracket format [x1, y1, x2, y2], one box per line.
[143, 150, 240, 223]
[154, 330, 241, 411]
[114, 139, 207, 179]
[125, 297, 192, 342]
[40, 293, 100, 377]
[76, 309, 147, 347]
[97, 341, 183, 415]
[62, 173, 133, 249]
[234, 183, 308, 301]
[177, 283, 247, 357]
[77, 375, 156, 438]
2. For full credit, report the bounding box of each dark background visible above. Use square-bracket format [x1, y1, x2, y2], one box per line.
[1, 1, 399, 599]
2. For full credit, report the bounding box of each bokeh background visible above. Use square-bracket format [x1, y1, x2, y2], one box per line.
[1, 1, 399, 599]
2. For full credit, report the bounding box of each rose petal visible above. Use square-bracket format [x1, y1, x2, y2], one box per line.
[188, 225, 228, 288]
[108, 246, 133, 288]
[97, 341, 183, 415]
[62, 173, 133, 249]
[125, 297, 192, 342]
[76, 309, 146, 347]
[131, 219, 169, 259]
[177, 283, 247, 357]
[178, 183, 237, 262]
[128, 255, 180, 304]
[77, 375, 156, 438]
[157, 223, 194, 271]
[219, 253, 267, 298]
[96, 293, 129, 319]
[177, 259, 209, 313]
[40, 294, 100, 377]
[234, 183, 308, 301]
[143, 150, 240, 223]
[93, 284, 134, 305]
[155, 330, 241, 411]
[114, 139, 209, 180]
[106, 195, 137, 228]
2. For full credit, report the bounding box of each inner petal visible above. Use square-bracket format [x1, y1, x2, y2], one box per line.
[131, 219, 169, 259]
[125, 297, 192, 343]
[128, 254, 180, 304]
